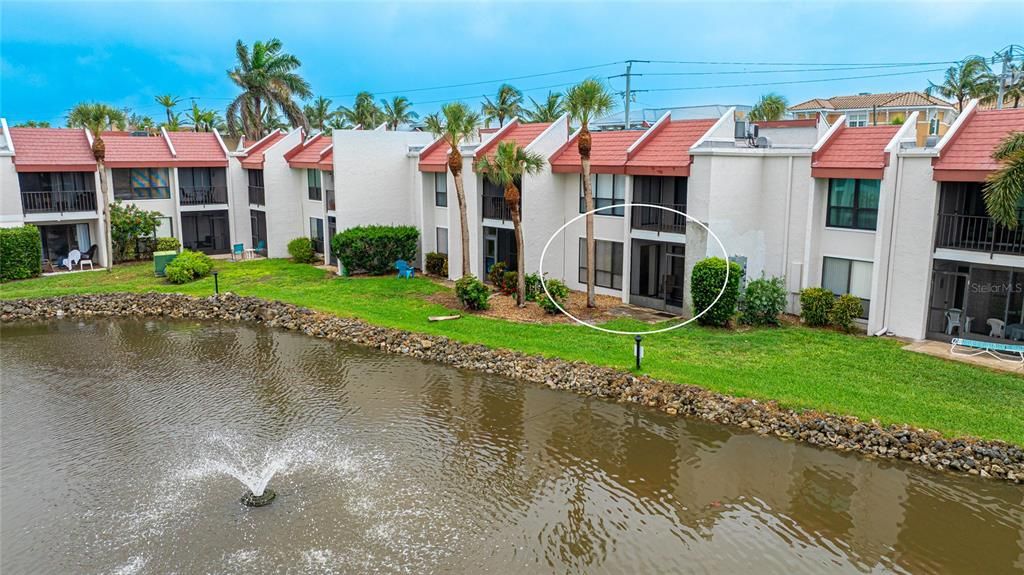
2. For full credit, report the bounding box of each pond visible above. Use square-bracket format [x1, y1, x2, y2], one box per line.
[1, 319, 1022, 574]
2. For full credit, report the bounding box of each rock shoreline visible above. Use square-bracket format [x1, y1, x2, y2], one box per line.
[2, 292, 1021, 485]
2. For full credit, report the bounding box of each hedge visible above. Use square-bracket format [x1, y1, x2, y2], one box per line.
[287, 237, 317, 263]
[455, 274, 490, 310]
[164, 249, 214, 284]
[800, 287, 834, 327]
[425, 252, 448, 276]
[330, 225, 418, 275]
[691, 257, 742, 327]
[739, 276, 787, 326]
[0, 225, 43, 282]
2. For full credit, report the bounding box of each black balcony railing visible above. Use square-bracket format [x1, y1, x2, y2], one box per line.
[180, 185, 228, 206]
[482, 196, 513, 221]
[20, 190, 97, 214]
[326, 189, 336, 212]
[631, 203, 687, 234]
[248, 185, 265, 206]
[935, 212, 1024, 256]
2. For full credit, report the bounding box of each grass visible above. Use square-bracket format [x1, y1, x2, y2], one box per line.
[3, 259, 1023, 445]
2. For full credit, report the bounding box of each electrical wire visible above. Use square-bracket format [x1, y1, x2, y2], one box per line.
[633, 67, 949, 93]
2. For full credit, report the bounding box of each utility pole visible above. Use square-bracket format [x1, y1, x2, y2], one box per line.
[993, 45, 1023, 110]
[624, 61, 632, 130]
[610, 60, 648, 129]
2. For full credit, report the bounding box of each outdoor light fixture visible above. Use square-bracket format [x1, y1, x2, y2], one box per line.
[634, 335, 644, 370]
[213, 271, 219, 295]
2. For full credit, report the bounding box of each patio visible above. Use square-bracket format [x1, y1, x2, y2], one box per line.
[904, 339, 1023, 374]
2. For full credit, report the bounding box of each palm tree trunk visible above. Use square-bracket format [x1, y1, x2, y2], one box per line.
[449, 151, 471, 278]
[581, 157, 596, 308]
[507, 183, 526, 306]
[98, 159, 113, 271]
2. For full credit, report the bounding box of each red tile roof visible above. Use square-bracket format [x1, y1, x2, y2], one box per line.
[9, 127, 96, 172]
[625, 119, 716, 176]
[549, 130, 645, 174]
[241, 130, 286, 169]
[811, 125, 899, 179]
[418, 137, 450, 173]
[317, 145, 333, 171]
[166, 131, 228, 167]
[790, 91, 952, 111]
[933, 108, 1024, 182]
[285, 133, 332, 169]
[101, 131, 176, 168]
[473, 121, 552, 167]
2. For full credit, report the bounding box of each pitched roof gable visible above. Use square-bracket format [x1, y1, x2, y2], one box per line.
[933, 107, 1024, 181]
[9, 127, 97, 172]
[811, 124, 900, 179]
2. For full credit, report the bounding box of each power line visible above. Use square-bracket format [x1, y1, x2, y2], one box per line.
[632, 67, 949, 94]
[643, 58, 962, 67]
[634, 63, 951, 77]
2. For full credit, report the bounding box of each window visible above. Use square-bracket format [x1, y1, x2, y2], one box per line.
[822, 257, 872, 318]
[307, 170, 322, 201]
[846, 112, 869, 128]
[436, 227, 448, 255]
[578, 238, 624, 290]
[154, 216, 173, 238]
[929, 117, 940, 135]
[434, 173, 448, 207]
[309, 217, 324, 253]
[579, 174, 626, 216]
[827, 178, 880, 231]
[113, 168, 170, 200]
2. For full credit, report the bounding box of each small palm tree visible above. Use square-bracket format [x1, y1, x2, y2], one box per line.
[381, 96, 418, 130]
[155, 94, 182, 124]
[127, 113, 156, 133]
[564, 78, 615, 308]
[983, 132, 1024, 229]
[476, 141, 546, 306]
[304, 96, 338, 134]
[185, 102, 218, 132]
[927, 57, 995, 112]
[425, 102, 480, 277]
[14, 120, 50, 128]
[748, 93, 788, 122]
[161, 112, 182, 132]
[226, 38, 311, 139]
[339, 92, 384, 129]
[523, 92, 565, 123]
[481, 84, 524, 128]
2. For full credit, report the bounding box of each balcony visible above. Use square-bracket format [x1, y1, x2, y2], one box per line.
[631, 203, 686, 235]
[248, 185, 265, 206]
[21, 190, 97, 215]
[482, 195, 512, 221]
[180, 185, 228, 206]
[326, 189, 336, 212]
[935, 212, 1024, 257]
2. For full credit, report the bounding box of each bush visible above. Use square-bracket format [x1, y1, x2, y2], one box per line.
[524, 272, 544, 301]
[455, 274, 490, 310]
[425, 252, 448, 276]
[691, 257, 742, 327]
[830, 294, 863, 333]
[164, 249, 214, 284]
[330, 225, 418, 275]
[110, 201, 161, 262]
[538, 278, 570, 314]
[500, 271, 518, 295]
[740, 276, 787, 326]
[154, 236, 181, 253]
[0, 225, 43, 282]
[287, 237, 317, 263]
[486, 261, 507, 286]
[800, 287, 834, 327]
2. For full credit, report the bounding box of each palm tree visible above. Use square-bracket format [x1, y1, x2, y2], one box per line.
[425, 102, 480, 277]
[481, 84, 523, 128]
[476, 141, 545, 305]
[983, 132, 1024, 229]
[339, 92, 383, 128]
[564, 78, 615, 308]
[65, 103, 124, 271]
[13, 120, 50, 128]
[983, 62, 1023, 109]
[226, 38, 311, 139]
[927, 57, 995, 112]
[154, 94, 182, 124]
[160, 112, 182, 132]
[185, 102, 220, 132]
[381, 96, 418, 130]
[747, 93, 788, 122]
[523, 91, 565, 123]
[127, 113, 156, 133]
[304, 96, 338, 133]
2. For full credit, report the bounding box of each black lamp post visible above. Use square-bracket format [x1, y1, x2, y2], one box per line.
[212, 271, 219, 295]
[634, 335, 643, 370]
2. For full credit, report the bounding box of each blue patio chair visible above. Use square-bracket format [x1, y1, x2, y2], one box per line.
[256, 240, 267, 257]
[231, 243, 244, 261]
[395, 259, 414, 279]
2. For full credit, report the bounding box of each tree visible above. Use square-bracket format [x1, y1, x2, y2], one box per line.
[381, 96, 417, 130]
[109, 200, 161, 262]
[13, 120, 50, 128]
[983, 132, 1024, 229]
[226, 38, 311, 139]
[304, 96, 339, 134]
[983, 62, 1023, 109]
[65, 103, 125, 271]
[927, 56, 995, 112]
[564, 78, 615, 307]
[747, 93, 787, 122]
[161, 112, 182, 132]
[154, 94, 182, 124]
[481, 84, 523, 128]
[523, 91, 565, 123]
[127, 113, 156, 134]
[339, 92, 383, 128]
[185, 102, 220, 132]
[425, 102, 480, 277]
[476, 141, 546, 305]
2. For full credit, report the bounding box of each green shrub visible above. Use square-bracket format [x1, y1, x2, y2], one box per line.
[164, 249, 214, 284]
[486, 261, 507, 286]
[154, 237, 181, 253]
[830, 294, 864, 333]
[800, 287, 834, 327]
[425, 252, 448, 276]
[740, 276, 787, 326]
[330, 225, 419, 275]
[0, 225, 43, 282]
[538, 278, 570, 314]
[455, 274, 490, 310]
[287, 237, 317, 263]
[110, 200, 161, 262]
[500, 271, 518, 295]
[524, 272, 544, 301]
[691, 257, 742, 327]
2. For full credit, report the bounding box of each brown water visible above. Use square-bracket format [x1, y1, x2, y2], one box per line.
[1, 319, 1022, 574]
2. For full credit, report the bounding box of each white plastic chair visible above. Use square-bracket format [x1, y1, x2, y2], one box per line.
[944, 309, 961, 335]
[63, 249, 81, 271]
[988, 318, 1006, 338]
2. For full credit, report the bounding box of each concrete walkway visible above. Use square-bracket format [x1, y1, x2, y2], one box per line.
[903, 339, 1024, 374]
[604, 304, 681, 325]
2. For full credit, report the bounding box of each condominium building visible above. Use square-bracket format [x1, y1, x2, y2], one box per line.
[789, 91, 957, 146]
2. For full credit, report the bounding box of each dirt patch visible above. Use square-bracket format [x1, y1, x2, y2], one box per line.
[425, 284, 623, 325]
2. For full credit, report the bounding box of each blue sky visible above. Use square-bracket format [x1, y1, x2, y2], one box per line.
[0, 1, 1019, 126]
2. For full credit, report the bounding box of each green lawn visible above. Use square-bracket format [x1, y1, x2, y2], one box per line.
[3, 259, 1023, 445]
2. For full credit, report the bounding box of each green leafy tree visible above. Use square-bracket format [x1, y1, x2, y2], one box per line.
[154, 94, 182, 124]
[425, 102, 480, 277]
[185, 102, 221, 132]
[109, 200, 161, 262]
[475, 141, 546, 305]
[381, 96, 417, 130]
[523, 91, 565, 123]
[927, 56, 995, 112]
[339, 91, 383, 128]
[481, 84, 523, 128]
[161, 112, 182, 132]
[226, 38, 311, 139]
[983, 132, 1024, 229]
[13, 120, 50, 128]
[304, 96, 339, 134]
[565, 78, 615, 307]
[747, 93, 788, 122]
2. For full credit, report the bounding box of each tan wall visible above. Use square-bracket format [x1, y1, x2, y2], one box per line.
[793, 109, 951, 146]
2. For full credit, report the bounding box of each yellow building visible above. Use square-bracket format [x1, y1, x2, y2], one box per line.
[789, 91, 956, 146]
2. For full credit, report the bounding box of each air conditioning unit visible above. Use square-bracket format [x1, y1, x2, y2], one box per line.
[925, 135, 940, 148]
[734, 120, 747, 139]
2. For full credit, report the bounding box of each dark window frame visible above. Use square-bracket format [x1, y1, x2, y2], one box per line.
[578, 238, 624, 290]
[826, 178, 879, 231]
[821, 256, 871, 319]
[307, 169, 323, 201]
[434, 172, 448, 207]
[579, 173, 625, 217]
[113, 167, 171, 200]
